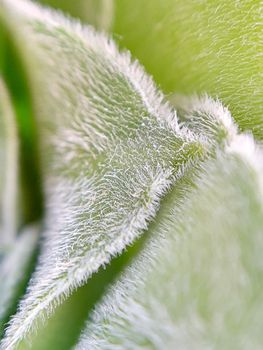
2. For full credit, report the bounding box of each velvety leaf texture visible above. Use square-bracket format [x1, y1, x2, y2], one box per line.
[0, 0, 262, 349]
[75, 136, 263, 350]
[0, 0, 205, 348]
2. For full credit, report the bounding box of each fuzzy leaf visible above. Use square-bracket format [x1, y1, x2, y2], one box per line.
[75, 135, 263, 350]
[171, 94, 238, 146]
[0, 1, 205, 348]
[11, 96, 237, 350]
[112, 0, 263, 139]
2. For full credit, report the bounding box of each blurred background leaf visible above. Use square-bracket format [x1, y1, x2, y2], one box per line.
[111, 0, 262, 139]
[39, 0, 114, 31]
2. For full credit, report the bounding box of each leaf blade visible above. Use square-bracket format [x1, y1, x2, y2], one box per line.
[0, 1, 205, 347]
[75, 135, 263, 350]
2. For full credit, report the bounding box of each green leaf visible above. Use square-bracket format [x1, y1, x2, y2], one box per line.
[112, 0, 263, 139]
[0, 20, 43, 225]
[0, 78, 19, 250]
[0, 1, 205, 348]
[38, 0, 114, 31]
[0, 225, 38, 337]
[0, 51, 39, 344]
[7, 94, 236, 350]
[171, 94, 238, 146]
[75, 135, 263, 349]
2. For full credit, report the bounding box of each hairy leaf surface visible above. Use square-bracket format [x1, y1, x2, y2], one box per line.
[0, 1, 205, 348]
[75, 135, 263, 350]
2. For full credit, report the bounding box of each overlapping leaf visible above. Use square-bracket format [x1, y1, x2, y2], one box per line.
[0, 1, 206, 348]
[0, 1, 262, 349]
[75, 135, 263, 350]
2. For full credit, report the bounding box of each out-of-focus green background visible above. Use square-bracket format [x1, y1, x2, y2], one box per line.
[40, 0, 262, 139]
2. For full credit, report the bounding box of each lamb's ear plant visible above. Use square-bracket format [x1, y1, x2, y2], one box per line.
[0, 0, 262, 349]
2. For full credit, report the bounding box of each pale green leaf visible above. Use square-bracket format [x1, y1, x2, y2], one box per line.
[11, 94, 238, 350]
[75, 135, 263, 350]
[171, 94, 238, 146]
[0, 1, 206, 348]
